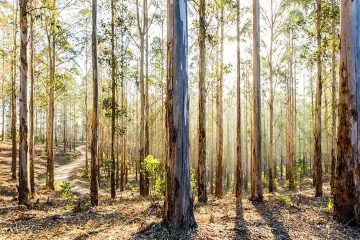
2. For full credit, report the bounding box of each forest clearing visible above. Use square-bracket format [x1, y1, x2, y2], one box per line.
[1, 0, 360, 239]
[1, 141, 360, 239]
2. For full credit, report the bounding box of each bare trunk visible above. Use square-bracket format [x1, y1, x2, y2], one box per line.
[268, 0, 275, 193]
[18, 0, 30, 206]
[164, 0, 196, 230]
[235, 0, 242, 201]
[197, 0, 207, 204]
[137, 0, 149, 197]
[215, 3, 224, 199]
[110, 0, 116, 199]
[330, 0, 336, 193]
[251, 0, 262, 201]
[29, 0, 35, 195]
[333, 0, 360, 224]
[11, 0, 18, 180]
[90, 0, 99, 206]
[313, 0, 323, 197]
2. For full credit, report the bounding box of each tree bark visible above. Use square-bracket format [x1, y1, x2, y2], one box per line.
[11, 0, 18, 181]
[268, 0, 275, 193]
[90, 0, 99, 206]
[1, 41, 5, 142]
[46, 0, 56, 190]
[18, 0, 30, 206]
[110, 0, 116, 199]
[215, 2, 224, 199]
[235, 0, 243, 202]
[197, 0, 207, 204]
[333, 0, 360, 224]
[137, 0, 149, 197]
[164, 0, 197, 230]
[313, 0, 323, 197]
[251, 0, 262, 202]
[330, 0, 336, 193]
[29, 0, 35, 195]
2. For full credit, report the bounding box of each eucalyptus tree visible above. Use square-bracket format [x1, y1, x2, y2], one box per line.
[313, 0, 322, 197]
[215, 0, 224, 199]
[11, 0, 18, 181]
[18, 0, 30, 206]
[251, 0, 263, 202]
[197, 0, 207, 204]
[90, 0, 99, 206]
[164, 0, 196, 230]
[235, 0, 242, 202]
[334, 0, 360, 225]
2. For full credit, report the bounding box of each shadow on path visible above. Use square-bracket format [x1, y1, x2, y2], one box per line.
[253, 201, 291, 240]
[234, 199, 250, 240]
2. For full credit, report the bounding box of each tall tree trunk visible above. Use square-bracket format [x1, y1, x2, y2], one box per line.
[235, 0, 242, 202]
[110, 0, 116, 199]
[333, 0, 360, 224]
[29, 0, 35, 195]
[137, 0, 149, 197]
[90, 0, 99, 206]
[63, 103, 66, 152]
[313, 0, 323, 197]
[1, 40, 5, 141]
[251, 0, 262, 202]
[164, 0, 197, 230]
[85, 35, 89, 175]
[18, 0, 30, 206]
[215, 2, 224, 199]
[144, 0, 150, 195]
[330, 0, 336, 193]
[11, 0, 18, 181]
[197, 0, 207, 204]
[268, 0, 275, 193]
[46, 0, 56, 190]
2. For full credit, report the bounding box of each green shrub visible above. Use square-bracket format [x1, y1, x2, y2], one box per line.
[284, 179, 289, 189]
[327, 198, 334, 210]
[141, 155, 165, 196]
[59, 181, 73, 199]
[125, 182, 134, 191]
[274, 194, 292, 206]
[141, 155, 164, 176]
[190, 168, 197, 195]
[155, 178, 165, 196]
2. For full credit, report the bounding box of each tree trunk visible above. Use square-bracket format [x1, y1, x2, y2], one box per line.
[85, 35, 89, 175]
[164, 0, 197, 230]
[251, 0, 262, 202]
[235, 0, 242, 202]
[90, 0, 99, 206]
[313, 0, 323, 197]
[29, 0, 35, 195]
[1, 44, 5, 142]
[197, 0, 207, 204]
[11, 0, 18, 181]
[333, 0, 360, 224]
[268, 0, 275, 193]
[18, 0, 30, 206]
[110, 0, 116, 199]
[215, 2, 224, 199]
[330, 0, 336, 193]
[46, 0, 56, 190]
[137, 0, 149, 197]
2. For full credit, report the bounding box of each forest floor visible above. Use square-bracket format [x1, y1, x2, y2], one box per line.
[0, 141, 360, 240]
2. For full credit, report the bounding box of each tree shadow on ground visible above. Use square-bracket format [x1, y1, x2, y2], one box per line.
[253, 201, 291, 240]
[132, 221, 196, 240]
[234, 199, 250, 240]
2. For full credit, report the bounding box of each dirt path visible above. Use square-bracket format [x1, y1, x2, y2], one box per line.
[54, 145, 89, 194]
